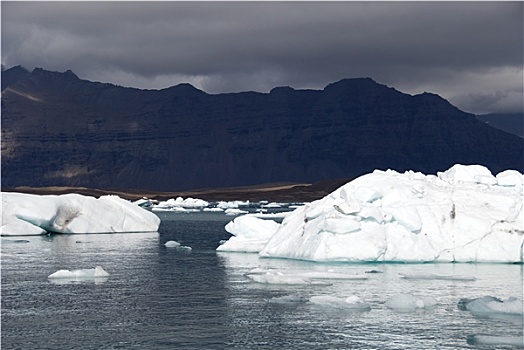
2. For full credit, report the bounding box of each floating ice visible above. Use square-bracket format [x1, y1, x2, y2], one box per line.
[176, 245, 192, 252]
[458, 296, 523, 316]
[48, 266, 110, 279]
[293, 270, 367, 280]
[399, 273, 477, 281]
[225, 208, 249, 216]
[269, 294, 308, 305]
[154, 197, 209, 210]
[385, 293, 438, 310]
[244, 267, 364, 285]
[308, 295, 371, 311]
[245, 269, 331, 285]
[217, 200, 250, 209]
[251, 164, 523, 262]
[247, 212, 289, 219]
[217, 216, 280, 253]
[165, 240, 181, 248]
[467, 335, 524, 347]
[1, 193, 160, 236]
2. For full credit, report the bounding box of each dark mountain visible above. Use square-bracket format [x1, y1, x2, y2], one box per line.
[1, 66, 523, 192]
[1, 65, 30, 91]
[475, 113, 523, 138]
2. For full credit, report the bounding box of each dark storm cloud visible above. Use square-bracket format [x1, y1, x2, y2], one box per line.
[2, 1, 523, 114]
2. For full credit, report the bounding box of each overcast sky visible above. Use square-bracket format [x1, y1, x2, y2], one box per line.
[2, 1, 523, 114]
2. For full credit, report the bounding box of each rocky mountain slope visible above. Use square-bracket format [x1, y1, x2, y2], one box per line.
[2, 67, 522, 191]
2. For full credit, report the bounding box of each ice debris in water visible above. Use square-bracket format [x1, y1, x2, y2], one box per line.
[385, 293, 438, 310]
[164, 240, 192, 251]
[466, 335, 524, 347]
[458, 296, 523, 315]
[48, 266, 110, 279]
[269, 294, 308, 305]
[399, 273, 476, 281]
[165, 240, 181, 248]
[245, 270, 331, 285]
[308, 295, 371, 311]
[244, 267, 366, 285]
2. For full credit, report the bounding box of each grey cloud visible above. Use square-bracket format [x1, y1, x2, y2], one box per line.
[2, 1, 522, 113]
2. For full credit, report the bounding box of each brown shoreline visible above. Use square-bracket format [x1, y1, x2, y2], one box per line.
[2, 178, 353, 203]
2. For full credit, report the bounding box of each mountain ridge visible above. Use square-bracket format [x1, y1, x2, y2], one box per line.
[2, 66, 522, 192]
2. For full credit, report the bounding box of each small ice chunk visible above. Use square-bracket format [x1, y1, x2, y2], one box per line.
[225, 208, 249, 215]
[467, 335, 524, 347]
[385, 293, 437, 310]
[309, 295, 371, 311]
[459, 296, 523, 315]
[399, 273, 476, 281]
[269, 294, 308, 305]
[176, 245, 192, 252]
[48, 265, 109, 279]
[165, 240, 181, 248]
[245, 271, 330, 285]
[300, 271, 368, 280]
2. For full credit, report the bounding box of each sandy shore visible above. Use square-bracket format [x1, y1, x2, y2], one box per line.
[3, 178, 352, 202]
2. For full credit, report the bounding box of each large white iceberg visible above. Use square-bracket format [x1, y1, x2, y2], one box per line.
[1, 193, 161, 236]
[219, 164, 523, 263]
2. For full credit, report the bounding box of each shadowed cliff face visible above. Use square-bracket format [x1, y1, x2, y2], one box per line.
[2, 67, 523, 191]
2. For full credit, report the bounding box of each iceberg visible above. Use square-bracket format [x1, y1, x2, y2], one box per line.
[218, 164, 523, 263]
[1, 193, 160, 236]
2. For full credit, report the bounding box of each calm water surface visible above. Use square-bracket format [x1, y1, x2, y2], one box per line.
[2, 211, 523, 349]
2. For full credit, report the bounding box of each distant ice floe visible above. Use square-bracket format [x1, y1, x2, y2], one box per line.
[48, 266, 110, 284]
[153, 197, 209, 211]
[218, 164, 524, 263]
[1, 193, 160, 236]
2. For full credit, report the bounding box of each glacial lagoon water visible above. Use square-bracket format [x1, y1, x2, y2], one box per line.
[2, 211, 523, 349]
